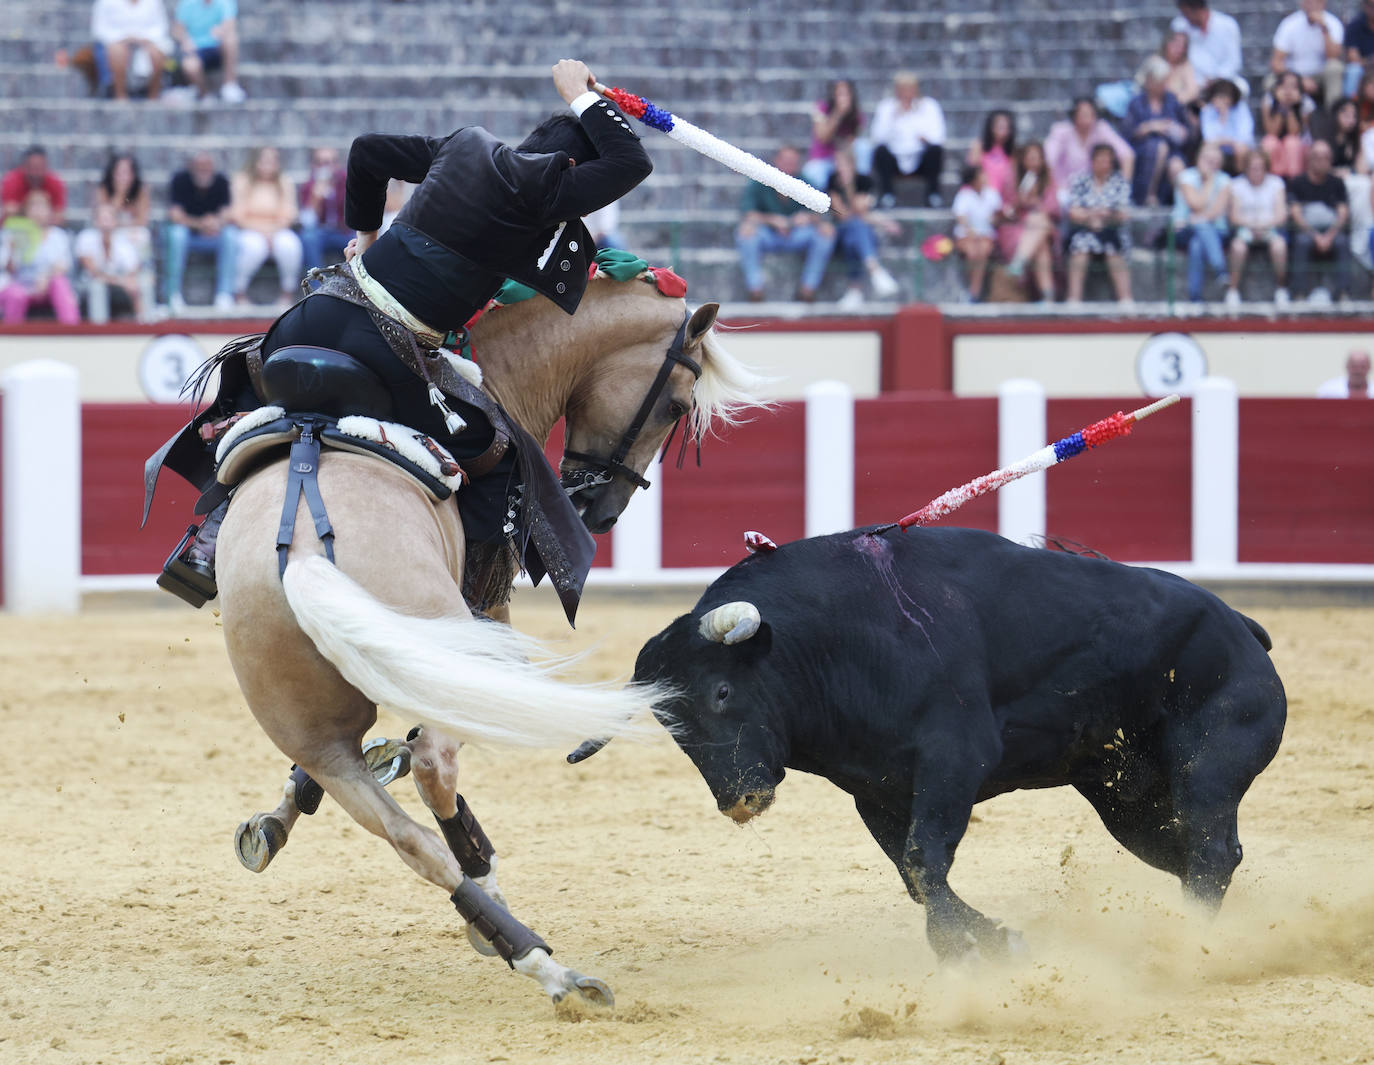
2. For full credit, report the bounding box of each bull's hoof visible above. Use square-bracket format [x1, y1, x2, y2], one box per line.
[234, 814, 288, 873]
[552, 971, 615, 1011]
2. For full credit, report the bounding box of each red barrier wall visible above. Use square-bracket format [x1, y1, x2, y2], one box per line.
[1238, 399, 1374, 564]
[854, 394, 998, 531]
[82, 405, 199, 575]
[1045, 398, 1193, 561]
[660, 406, 806, 567]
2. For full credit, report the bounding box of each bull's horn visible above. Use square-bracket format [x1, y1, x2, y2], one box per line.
[698, 602, 762, 645]
[567, 736, 612, 763]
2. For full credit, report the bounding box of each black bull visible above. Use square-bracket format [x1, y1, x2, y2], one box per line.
[573, 526, 1286, 960]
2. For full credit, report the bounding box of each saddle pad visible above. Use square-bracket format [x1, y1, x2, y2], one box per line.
[213, 407, 464, 503]
[334, 416, 464, 494]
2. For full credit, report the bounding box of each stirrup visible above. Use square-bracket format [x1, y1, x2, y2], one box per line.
[157, 524, 217, 608]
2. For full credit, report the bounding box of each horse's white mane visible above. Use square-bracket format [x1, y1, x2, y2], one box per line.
[691, 325, 776, 441]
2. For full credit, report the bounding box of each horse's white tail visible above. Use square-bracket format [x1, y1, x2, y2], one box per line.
[281, 556, 662, 749]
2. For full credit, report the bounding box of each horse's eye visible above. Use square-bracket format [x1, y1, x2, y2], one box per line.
[667, 400, 688, 421]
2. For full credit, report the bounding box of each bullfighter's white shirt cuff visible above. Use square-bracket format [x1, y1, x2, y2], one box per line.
[570, 91, 600, 116]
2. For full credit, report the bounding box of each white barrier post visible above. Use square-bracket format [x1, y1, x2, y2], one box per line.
[610, 467, 662, 579]
[804, 380, 854, 537]
[997, 378, 1047, 544]
[1192, 376, 1239, 571]
[2, 360, 81, 613]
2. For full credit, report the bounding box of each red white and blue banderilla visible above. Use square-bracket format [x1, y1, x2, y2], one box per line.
[594, 83, 832, 215]
[891, 394, 1181, 530]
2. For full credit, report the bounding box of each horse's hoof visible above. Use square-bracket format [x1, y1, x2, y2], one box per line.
[234, 814, 288, 873]
[362, 737, 411, 786]
[552, 971, 615, 1011]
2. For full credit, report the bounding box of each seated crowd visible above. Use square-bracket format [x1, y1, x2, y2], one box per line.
[0, 144, 398, 324]
[735, 0, 1374, 306]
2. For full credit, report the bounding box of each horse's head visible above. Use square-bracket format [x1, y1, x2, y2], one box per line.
[561, 300, 721, 533]
[471, 275, 771, 536]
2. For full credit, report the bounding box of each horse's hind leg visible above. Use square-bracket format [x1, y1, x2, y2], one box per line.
[306, 745, 614, 1008]
[408, 725, 509, 957]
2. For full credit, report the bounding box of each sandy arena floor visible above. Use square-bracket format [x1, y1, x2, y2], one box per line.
[2, 584, 1373, 1065]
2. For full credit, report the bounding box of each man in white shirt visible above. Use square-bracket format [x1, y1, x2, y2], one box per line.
[90, 0, 175, 100]
[1317, 351, 1371, 397]
[869, 72, 947, 208]
[1173, 1, 1243, 86]
[1272, 0, 1345, 105]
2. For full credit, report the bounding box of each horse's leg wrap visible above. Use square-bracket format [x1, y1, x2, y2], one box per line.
[290, 764, 324, 815]
[450, 879, 550, 968]
[434, 794, 494, 879]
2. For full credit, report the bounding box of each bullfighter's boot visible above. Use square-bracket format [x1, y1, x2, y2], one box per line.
[157, 499, 228, 608]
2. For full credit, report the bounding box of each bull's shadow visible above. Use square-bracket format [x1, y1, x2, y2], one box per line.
[573, 526, 1286, 962]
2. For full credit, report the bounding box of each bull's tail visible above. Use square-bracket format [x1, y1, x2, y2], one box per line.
[280, 556, 663, 748]
[1238, 611, 1273, 653]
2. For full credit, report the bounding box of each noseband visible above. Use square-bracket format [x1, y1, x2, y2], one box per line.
[561, 311, 701, 497]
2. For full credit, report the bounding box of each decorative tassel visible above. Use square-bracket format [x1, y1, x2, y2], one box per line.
[428, 385, 468, 435]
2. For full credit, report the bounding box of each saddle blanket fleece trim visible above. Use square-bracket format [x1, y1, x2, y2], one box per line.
[214, 407, 464, 500]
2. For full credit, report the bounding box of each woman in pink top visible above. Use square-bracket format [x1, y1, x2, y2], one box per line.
[802, 79, 862, 189]
[1045, 97, 1136, 188]
[997, 140, 1059, 301]
[967, 110, 1016, 197]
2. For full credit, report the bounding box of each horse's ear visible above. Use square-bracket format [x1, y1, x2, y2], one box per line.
[685, 302, 719, 350]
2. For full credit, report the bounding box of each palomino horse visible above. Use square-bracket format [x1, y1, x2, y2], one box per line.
[214, 277, 766, 1008]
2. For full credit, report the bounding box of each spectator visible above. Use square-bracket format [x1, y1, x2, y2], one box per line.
[1064, 144, 1134, 304]
[171, 0, 246, 104]
[803, 79, 863, 190]
[94, 152, 152, 254]
[951, 165, 999, 302]
[584, 202, 625, 251]
[0, 191, 79, 325]
[1357, 69, 1374, 129]
[1173, 142, 1232, 302]
[229, 146, 303, 309]
[1200, 77, 1254, 173]
[869, 72, 947, 207]
[1272, 0, 1344, 107]
[998, 141, 1059, 301]
[298, 146, 350, 271]
[1226, 150, 1290, 308]
[1124, 57, 1191, 205]
[87, 0, 174, 100]
[1344, 0, 1374, 98]
[967, 110, 1017, 200]
[1288, 140, 1351, 302]
[1, 147, 67, 223]
[734, 146, 836, 302]
[76, 201, 154, 322]
[164, 150, 236, 313]
[1160, 30, 1202, 108]
[827, 149, 901, 308]
[1173, 0, 1244, 89]
[1262, 71, 1315, 179]
[1045, 98, 1135, 189]
[1326, 97, 1365, 175]
[1316, 350, 1371, 396]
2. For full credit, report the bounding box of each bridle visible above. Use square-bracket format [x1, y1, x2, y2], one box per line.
[560, 311, 700, 497]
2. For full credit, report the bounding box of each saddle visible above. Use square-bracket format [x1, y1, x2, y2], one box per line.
[212, 345, 466, 503]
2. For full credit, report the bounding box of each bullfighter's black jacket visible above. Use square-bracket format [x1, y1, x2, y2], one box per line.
[344, 92, 651, 331]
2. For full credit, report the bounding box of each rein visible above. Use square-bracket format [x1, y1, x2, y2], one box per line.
[560, 311, 700, 497]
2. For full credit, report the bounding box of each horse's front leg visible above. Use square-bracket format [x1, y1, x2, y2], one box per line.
[408, 725, 510, 954]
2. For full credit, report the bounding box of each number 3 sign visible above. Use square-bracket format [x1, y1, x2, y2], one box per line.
[1136, 332, 1208, 397]
[139, 334, 208, 403]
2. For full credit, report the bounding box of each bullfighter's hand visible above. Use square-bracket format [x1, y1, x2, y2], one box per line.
[553, 59, 596, 104]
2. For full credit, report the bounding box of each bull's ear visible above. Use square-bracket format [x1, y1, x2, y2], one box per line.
[685, 302, 719, 350]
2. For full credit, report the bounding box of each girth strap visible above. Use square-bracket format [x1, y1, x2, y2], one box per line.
[277, 419, 335, 577]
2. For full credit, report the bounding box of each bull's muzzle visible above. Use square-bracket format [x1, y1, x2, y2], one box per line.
[721, 787, 775, 824]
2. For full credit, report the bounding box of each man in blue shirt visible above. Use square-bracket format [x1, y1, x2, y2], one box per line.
[171, 0, 246, 103]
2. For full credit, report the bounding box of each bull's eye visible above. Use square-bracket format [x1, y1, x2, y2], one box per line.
[715, 682, 730, 704]
[667, 400, 688, 421]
